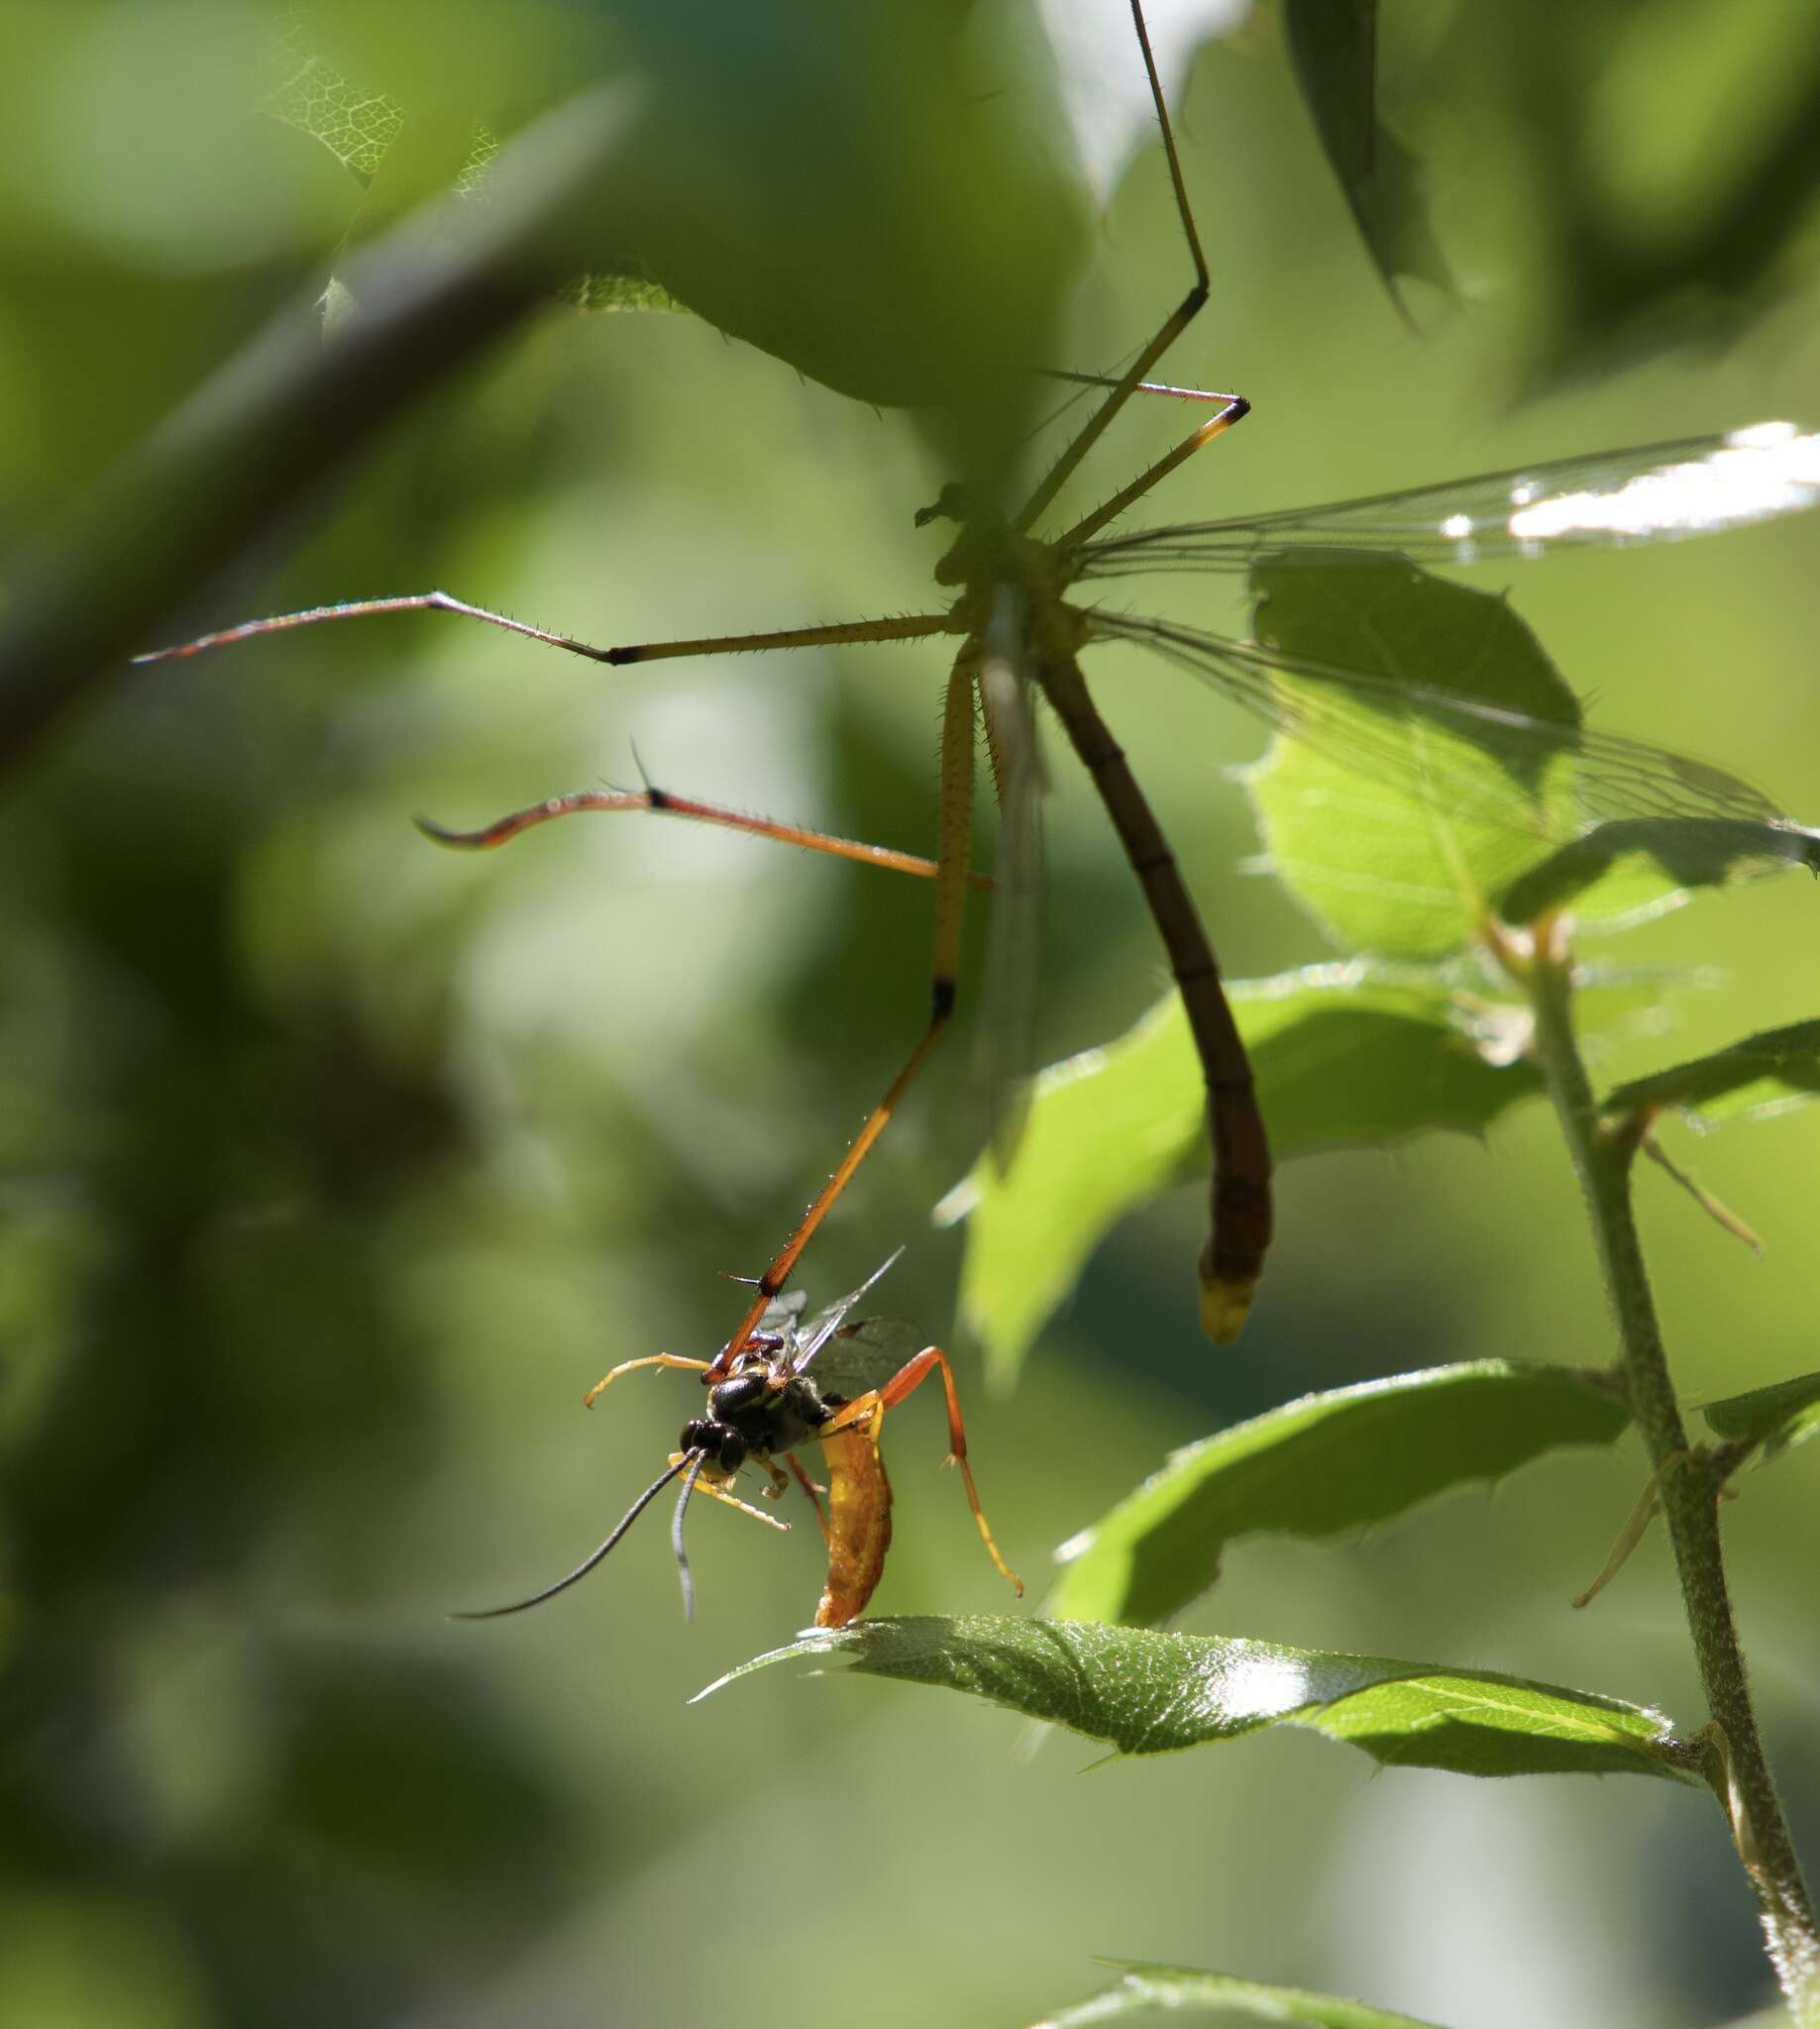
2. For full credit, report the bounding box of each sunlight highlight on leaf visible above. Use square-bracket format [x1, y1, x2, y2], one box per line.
[1033, 1958, 1451, 2028]
[698, 1617, 1694, 1778]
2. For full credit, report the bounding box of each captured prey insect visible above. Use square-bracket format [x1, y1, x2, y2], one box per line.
[137, 0, 1820, 1364]
[456, 1251, 1020, 1630]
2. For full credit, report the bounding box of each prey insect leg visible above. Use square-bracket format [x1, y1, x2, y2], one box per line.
[819, 1348, 1021, 1597]
[583, 1352, 710, 1413]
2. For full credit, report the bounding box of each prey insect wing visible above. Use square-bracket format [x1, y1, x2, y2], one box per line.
[751, 1288, 809, 1344]
[798, 1316, 931, 1406]
[789, 1246, 907, 1370]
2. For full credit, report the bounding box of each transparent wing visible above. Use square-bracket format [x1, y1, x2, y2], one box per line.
[793, 1247, 907, 1372]
[973, 584, 1046, 1168]
[1093, 608, 1805, 845]
[1074, 424, 1820, 579]
[751, 1289, 809, 1347]
[802, 1316, 929, 1404]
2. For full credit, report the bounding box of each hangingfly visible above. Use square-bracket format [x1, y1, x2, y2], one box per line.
[454, 1250, 1019, 1629]
[136, 0, 1820, 1358]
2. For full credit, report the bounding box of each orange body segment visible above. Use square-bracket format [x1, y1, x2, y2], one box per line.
[814, 1419, 894, 1628]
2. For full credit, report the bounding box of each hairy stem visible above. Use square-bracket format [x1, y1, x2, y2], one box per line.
[1523, 928, 1819, 2021]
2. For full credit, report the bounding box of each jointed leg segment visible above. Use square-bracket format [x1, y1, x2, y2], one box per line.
[818, 1345, 1022, 1596]
[715, 635, 985, 1368]
[584, 1351, 709, 1411]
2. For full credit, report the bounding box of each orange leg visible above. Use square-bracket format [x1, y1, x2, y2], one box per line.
[663, 1455, 791, 1534]
[417, 783, 988, 888]
[582, 1351, 708, 1412]
[820, 1348, 1021, 1598]
[787, 1451, 830, 1542]
[713, 635, 984, 1373]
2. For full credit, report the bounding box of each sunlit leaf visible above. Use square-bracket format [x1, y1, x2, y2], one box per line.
[1244, 559, 1794, 955]
[265, 5, 1085, 459]
[699, 1618, 1693, 1778]
[268, 43, 405, 188]
[1032, 1959, 1449, 2029]
[567, 271, 687, 313]
[1501, 821, 1820, 925]
[1602, 1018, 1820, 1128]
[1049, 1362, 1630, 1627]
[940, 965, 1539, 1386]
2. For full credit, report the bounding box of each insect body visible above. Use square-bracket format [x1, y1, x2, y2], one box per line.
[138, 3, 1820, 1369]
[459, 1252, 1020, 1629]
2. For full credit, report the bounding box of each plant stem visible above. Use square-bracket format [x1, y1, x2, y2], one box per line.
[1523, 927, 1820, 2023]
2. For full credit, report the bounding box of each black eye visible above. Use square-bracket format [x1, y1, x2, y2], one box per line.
[715, 1433, 748, 1473]
[680, 1419, 716, 1453]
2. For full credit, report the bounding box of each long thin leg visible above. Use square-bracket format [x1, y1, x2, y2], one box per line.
[1037, 370, 1244, 405]
[1037, 652, 1270, 1341]
[665, 1457, 792, 1533]
[136, 595, 954, 667]
[713, 636, 984, 1371]
[416, 783, 988, 889]
[1058, 394, 1249, 549]
[1011, 0, 1210, 537]
[787, 1451, 830, 1542]
[582, 1351, 708, 1413]
[819, 1348, 1021, 1595]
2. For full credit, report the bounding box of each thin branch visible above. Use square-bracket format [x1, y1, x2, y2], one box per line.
[0, 82, 642, 775]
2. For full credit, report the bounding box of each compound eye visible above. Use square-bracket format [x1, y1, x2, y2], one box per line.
[715, 1433, 748, 1474]
[680, 1419, 716, 1454]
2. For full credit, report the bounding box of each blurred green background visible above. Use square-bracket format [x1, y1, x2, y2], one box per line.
[5, 3, 1820, 2025]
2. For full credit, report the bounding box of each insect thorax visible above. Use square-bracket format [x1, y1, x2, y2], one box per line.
[682, 1363, 836, 1472]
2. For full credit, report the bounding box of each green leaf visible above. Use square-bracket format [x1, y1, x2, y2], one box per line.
[1500, 819, 1820, 926]
[567, 271, 688, 314]
[1050, 1362, 1630, 1627]
[698, 1617, 1694, 1778]
[264, 7, 1085, 462]
[1033, 1960, 1450, 2029]
[1699, 1371, 1820, 1457]
[268, 46, 405, 188]
[606, 1, 1086, 465]
[1244, 558, 1799, 955]
[940, 965, 1540, 1386]
[1283, 2, 1452, 318]
[1602, 1017, 1820, 1127]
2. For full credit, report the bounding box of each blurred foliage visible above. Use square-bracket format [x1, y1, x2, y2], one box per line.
[5, 4, 1820, 2029]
